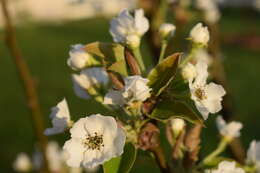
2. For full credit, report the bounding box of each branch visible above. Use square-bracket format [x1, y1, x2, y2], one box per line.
[138, 122, 171, 173]
[183, 124, 202, 169]
[0, 0, 50, 172]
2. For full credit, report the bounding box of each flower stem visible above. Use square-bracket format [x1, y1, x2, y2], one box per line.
[158, 40, 168, 63]
[132, 47, 146, 75]
[201, 138, 228, 166]
[180, 44, 199, 67]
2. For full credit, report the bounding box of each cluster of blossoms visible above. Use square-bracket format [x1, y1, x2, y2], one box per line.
[13, 7, 259, 173]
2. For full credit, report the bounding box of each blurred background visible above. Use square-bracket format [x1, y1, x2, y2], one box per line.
[0, 0, 260, 172]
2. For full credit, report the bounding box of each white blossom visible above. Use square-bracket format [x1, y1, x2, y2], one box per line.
[182, 63, 197, 81]
[204, 8, 221, 24]
[190, 23, 210, 46]
[104, 75, 151, 106]
[246, 140, 260, 172]
[170, 118, 185, 136]
[216, 116, 243, 140]
[110, 9, 149, 48]
[72, 67, 109, 99]
[13, 153, 32, 172]
[63, 114, 126, 168]
[196, 0, 216, 11]
[44, 98, 72, 136]
[46, 141, 64, 172]
[159, 23, 176, 39]
[189, 61, 226, 119]
[122, 75, 151, 102]
[67, 44, 89, 70]
[206, 161, 245, 173]
[194, 48, 213, 66]
[103, 89, 125, 106]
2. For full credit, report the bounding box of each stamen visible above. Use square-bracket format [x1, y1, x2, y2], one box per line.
[83, 132, 104, 151]
[195, 88, 207, 100]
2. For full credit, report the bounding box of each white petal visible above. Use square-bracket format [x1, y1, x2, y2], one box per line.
[44, 98, 71, 136]
[205, 82, 226, 100]
[46, 141, 62, 172]
[70, 118, 88, 139]
[63, 138, 85, 167]
[194, 60, 208, 86]
[103, 90, 125, 105]
[134, 9, 149, 36]
[202, 98, 222, 114]
[72, 80, 90, 100]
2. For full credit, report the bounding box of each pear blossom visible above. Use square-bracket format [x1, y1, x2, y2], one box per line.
[46, 141, 64, 172]
[109, 9, 149, 48]
[159, 23, 176, 39]
[122, 75, 151, 102]
[72, 67, 109, 99]
[205, 9, 221, 24]
[190, 23, 210, 46]
[170, 118, 185, 137]
[63, 114, 126, 168]
[216, 116, 243, 140]
[67, 44, 89, 70]
[44, 98, 72, 136]
[189, 61, 226, 119]
[13, 153, 32, 172]
[194, 48, 213, 66]
[206, 161, 245, 173]
[181, 63, 197, 81]
[246, 140, 260, 172]
[104, 75, 151, 106]
[103, 89, 125, 106]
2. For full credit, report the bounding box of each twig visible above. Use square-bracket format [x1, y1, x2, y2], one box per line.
[0, 0, 50, 172]
[183, 124, 202, 169]
[138, 122, 171, 173]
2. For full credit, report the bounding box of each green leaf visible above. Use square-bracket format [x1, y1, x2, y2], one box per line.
[150, 99, 204, 124]
[147, 53, 181, 96]
[103, 156, 122, 173]
[103, 143, 137, 173]
[85, 42, 128, 76]
[108, 60, 128, 76]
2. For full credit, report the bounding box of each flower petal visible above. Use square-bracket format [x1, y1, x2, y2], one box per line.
[63, 138, 85, 167]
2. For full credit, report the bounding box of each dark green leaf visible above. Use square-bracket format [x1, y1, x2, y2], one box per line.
[103, 143, 137, 173]
[150, 99, 204, 124]
[148, 53, 181, 96]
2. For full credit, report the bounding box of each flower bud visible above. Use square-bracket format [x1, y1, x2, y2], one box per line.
[216, 116, 243, 142]
[170, 118, 185, 137]
[159, 23, 176, 40]
[181, 63, 197, 81]
[189, 23, 210, 46]
[67, 44, 100, 70]
[13, 153, 32, 172]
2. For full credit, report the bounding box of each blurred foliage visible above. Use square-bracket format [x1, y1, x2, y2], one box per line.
[0, 8, 260, 173]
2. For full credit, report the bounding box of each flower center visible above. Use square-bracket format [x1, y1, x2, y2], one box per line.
[83, 132, 104, 150]
[195, 88, 207, 100]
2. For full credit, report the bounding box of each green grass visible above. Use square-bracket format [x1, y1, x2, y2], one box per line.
[0, 9, 260, 173]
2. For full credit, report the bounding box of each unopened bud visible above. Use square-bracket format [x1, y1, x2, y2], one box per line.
[159, 23, 176, 40]
[67, 44, 101, 70]
[170, 118, 185, 137]
[189, 23, 210, 46]
[181, 63, 197, 81]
